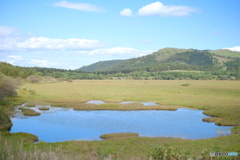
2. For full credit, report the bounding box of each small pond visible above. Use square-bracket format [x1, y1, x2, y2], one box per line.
[10, 106, 232, 142]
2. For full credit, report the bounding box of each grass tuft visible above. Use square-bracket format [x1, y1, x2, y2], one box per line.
[38, 107, 50, 111]
[100, 133, 139, 140]
[19, 108, 41, 116]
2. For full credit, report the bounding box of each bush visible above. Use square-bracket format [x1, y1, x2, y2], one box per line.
[149, 145, 226, 160]
[0, 75, 22, 102]
[150, 145, 190, 160]
[26, 75, 42, 83]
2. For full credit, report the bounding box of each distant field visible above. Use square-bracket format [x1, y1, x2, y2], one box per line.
[22, 80, 240, 125]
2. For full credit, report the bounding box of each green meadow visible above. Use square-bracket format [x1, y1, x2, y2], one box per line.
[1, 80, 240, 159]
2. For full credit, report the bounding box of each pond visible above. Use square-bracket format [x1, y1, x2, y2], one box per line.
[10, 106, 232, 142]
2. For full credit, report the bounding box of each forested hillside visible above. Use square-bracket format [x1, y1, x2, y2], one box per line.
[78, 48, 239, 73]
[79, 60, 125, 72]
[1, 48, 240, 81]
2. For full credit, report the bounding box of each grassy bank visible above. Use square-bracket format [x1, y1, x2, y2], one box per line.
[1, 80, 239, 159]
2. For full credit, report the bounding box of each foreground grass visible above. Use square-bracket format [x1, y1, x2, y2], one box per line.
[1, 132, 240, 159]
[1, 80, 239, 159]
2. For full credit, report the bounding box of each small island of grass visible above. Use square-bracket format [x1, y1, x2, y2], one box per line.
[100, 133, 139, 140]
[19, 108, 41, 116]
[38, 107, 50, 111]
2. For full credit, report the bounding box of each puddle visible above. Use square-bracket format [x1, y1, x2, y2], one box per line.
[85, 100, 106, 105]
[141, 102, 158, 106]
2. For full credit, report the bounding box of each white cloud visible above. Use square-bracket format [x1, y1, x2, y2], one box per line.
[8, 55, 22, 58]
[138, 1, 199, 17]
[29, 59, 53, 67]
[0, 26, 155, 69]
[6, 55, 24, 64]
[0, 26, 18, 36]
[120, 8, 133, 17]
[0, 25, 104, 51]
[77, 47, 154, 58]
[5, 54, 58, 68]
[15, 37, 104, 50]
[224, 46, 240, 52]
[53, 1, 105, 12]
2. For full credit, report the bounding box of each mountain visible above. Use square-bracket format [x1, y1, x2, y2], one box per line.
[1, 47, 239, 80]
[78, 48, 239, 73]
[77, 60, 125, 72]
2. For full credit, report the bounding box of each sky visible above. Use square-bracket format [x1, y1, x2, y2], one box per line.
[1, 0, 240, 69]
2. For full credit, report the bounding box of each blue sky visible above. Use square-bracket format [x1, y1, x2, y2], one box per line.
[1, 0, 240, 69]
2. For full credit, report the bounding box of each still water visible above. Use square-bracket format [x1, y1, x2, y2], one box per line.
[10, 106, 232, 142]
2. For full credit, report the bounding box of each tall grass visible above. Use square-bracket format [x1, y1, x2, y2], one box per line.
[1, 133, 240, 160]
[0, 137, 114, 160]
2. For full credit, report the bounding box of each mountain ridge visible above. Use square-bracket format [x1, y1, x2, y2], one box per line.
[77, 48, 240, 72]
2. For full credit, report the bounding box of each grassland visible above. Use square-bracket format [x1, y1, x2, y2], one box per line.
[1, 80, 240, 159]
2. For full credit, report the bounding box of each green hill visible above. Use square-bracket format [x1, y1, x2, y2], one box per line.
[81, 48, 222, 73]
[78, 48, 240, 73]
[1, 48, 239, 80]
[78, 60, 125, 72]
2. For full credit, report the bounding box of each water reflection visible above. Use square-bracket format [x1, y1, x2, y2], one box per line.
[85, 100, 106, 105]
[141, 102, 158, 106]
[120, 101, 158, 106]
[10, 107, 232, 142]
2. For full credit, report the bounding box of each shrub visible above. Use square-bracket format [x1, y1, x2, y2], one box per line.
[0, 75, 22, 102]
[26, 75, 42, 83]
[150, 145, 190, 160]
[180, 83, 190, 87]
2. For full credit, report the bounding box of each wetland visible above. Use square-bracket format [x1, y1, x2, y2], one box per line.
[2, 80, 240, 159]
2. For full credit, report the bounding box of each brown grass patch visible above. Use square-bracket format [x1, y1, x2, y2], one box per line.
[19, 108, 40, 116]
[100, 133, 139, 140]
[38, 107, 50, 111]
